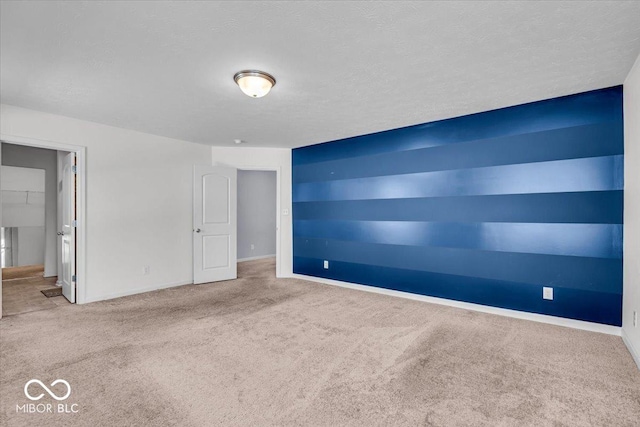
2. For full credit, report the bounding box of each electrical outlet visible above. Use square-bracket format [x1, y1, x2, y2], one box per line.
[634, 310, 638, 327]
[543, 287, 553, 300]
[323, 260, 329, 269]
[143, 266, 150, 275]
[251, 244, 255, 251]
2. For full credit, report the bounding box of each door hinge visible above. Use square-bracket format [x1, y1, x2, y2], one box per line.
[72, 220, 78, 227]
[72, 275, 77, 282]
[72, 165, 77, 174]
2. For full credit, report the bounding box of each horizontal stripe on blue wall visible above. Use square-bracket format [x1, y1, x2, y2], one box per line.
[293, 257, 622, 326]
[293, 87, 623, 165]
[294, 221, 622, 259]
[294, 237, 622, 293]
[293, 121, 623, 183]
[294, 155, 623, 201]
[294, 192, 623, 224]
[292, 86, 624, 326]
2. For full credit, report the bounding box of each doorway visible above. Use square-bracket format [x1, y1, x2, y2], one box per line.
[237, 170, 277, 278]
[0, 136, 86, 318]
[1, 146, 70, 315]
[0, 161, 66, 315]
[192, 164, 281, 284]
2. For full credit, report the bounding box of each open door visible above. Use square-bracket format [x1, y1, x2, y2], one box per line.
[193, 164, 237, 284]
[60, 152, 76, 302]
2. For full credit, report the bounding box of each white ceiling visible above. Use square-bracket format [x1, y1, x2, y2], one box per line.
[2, 1, 640, 149]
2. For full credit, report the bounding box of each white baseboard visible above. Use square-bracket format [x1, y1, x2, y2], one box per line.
[622, 328, 640, 370]
[292, 273, 622, 336]
[238, 254, 276, 263]
[81, 280, 193, 304]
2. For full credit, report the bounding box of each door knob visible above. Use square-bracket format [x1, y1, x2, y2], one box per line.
[195, 228, 201, 233]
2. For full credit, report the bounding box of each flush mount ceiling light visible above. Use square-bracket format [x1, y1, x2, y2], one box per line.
[233, 70, 276, 98]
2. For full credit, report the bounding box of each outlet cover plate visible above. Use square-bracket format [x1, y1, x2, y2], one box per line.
[543, 287, 554, 300]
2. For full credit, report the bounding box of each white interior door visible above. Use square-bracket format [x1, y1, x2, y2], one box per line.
[193, 164, 237, 284]
[60, 153, 76, 302]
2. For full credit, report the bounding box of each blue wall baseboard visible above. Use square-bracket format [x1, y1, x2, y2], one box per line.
[292, 86, 624, 326]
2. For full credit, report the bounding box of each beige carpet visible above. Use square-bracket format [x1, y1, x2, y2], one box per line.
[1, 258, 639, 426]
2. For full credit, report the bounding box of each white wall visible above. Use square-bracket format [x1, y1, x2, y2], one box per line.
[2, 205, 45, 228]
[211, 147, 292, 277]
[1, 145, 57, 275]
[624, 53, 640, 369]
[1, 165, 45, 191]
[238, 170, 277, 260]
[1, 166, 46, 228]
[1, 104, 212, 302]
[16, 226, 45, 266]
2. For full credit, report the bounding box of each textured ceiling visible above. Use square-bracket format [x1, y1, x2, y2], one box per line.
[1, 1, 640, 149]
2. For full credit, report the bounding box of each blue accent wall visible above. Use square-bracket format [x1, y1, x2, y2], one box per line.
[292, 86, 624, 326]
